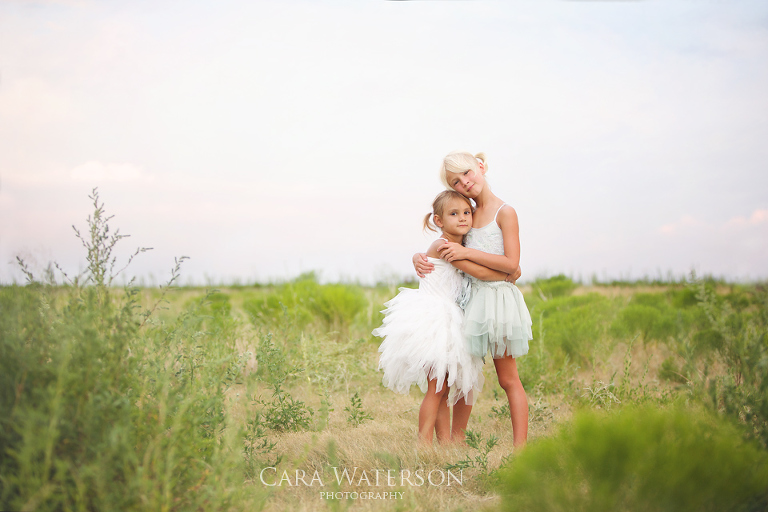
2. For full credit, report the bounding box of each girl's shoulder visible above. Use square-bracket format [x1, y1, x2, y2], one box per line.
[495, 203, 519, 227]
[426, 238, 447, 259]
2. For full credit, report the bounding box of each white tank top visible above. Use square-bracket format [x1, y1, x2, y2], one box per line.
[464, 203, 506, 255]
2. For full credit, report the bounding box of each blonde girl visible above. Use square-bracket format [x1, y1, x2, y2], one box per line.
[413, 151, 533, 447]
[374, 190, 508, 445]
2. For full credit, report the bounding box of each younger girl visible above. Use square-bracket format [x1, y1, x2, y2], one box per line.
[414, 151, 533, 447]
[374, 190, 507, 445]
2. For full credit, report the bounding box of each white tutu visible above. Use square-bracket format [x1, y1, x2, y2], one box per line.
[373, 258, 484, 406]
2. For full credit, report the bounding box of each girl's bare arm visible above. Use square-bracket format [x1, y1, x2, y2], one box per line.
[412, 252, 434, 278]
[450, 259, 508, 281]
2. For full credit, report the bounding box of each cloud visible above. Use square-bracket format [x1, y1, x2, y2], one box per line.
[728, 209, 768, 227]
[660, 209, 768, 235]
[658, 215, 701, 235]
[651, 209, 768, 279]
[70, 161, 154, 183]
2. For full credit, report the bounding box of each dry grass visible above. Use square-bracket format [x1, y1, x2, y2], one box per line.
[230, 352, 576, 512]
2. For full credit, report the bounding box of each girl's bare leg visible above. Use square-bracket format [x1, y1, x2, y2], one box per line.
[493, 355, 528, 447]
[435, 396, 451, 444]
[451, 398, 473, 443]
[418, 377, 450, 445]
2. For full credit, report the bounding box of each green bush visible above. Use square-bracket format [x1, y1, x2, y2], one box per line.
[498, 407, 768, 512]
[533, 274, 577, 299]
[313, 283, 367, 331]
[659, 356, 688, 384]
[611, 303, 675, 342]
[610, 292, 678, 344]
[534, 293, 614, 366]
[668, 286, 699, 309]
[610, 292, 711, 349]
[243, 272, 366, 333]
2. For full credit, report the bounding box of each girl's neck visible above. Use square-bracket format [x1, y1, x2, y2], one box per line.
[473, 187, 501, 210]
[440, 232, 464, 244]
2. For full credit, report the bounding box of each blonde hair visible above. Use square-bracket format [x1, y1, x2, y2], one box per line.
[439, 151, 488, 190]
[423, 190, 473, 233]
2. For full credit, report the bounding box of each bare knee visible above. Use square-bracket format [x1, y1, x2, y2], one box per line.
[494, 356, 523, 394]
[497, 373, 520, 393]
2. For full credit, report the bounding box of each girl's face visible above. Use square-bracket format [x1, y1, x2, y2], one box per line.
[435, 197, 472, 236]
[446, 168, 485, 199]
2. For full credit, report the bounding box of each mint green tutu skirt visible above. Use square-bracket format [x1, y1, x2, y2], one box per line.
[463, 279, 533, 359]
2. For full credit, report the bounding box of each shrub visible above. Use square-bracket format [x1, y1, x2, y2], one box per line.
[532, 274, 577, 299]
[611, 292, 712, 350]
[610, 291, 679, 344]
[313, 283, 367, 331]
[243, 272, 366, 333]
[534, 293, 614, 366]
[659, 356, 688, 384]
[498, 407, 768, 512]
[668, 286, 699, 309]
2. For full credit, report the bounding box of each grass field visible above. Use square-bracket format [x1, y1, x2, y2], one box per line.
[2, 194, 767, 511]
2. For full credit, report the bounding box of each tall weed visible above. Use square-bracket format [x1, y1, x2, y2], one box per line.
[252, 333, 314, 432]
[445, 429, 499, 475]
[344, 392, 373, 427]
[694, 280, 768, 448]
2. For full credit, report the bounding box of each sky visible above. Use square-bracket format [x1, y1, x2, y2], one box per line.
[1, 0, 767, 286]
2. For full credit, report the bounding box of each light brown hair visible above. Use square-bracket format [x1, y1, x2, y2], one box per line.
[423, 190, 473, 233]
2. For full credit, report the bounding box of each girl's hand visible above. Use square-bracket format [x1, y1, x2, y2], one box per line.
[438, 241, 469, 262]
[505, 266, 522, 284]
[413, 253, 433, 278]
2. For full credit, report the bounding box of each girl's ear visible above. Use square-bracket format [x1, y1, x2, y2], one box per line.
[433, 214, 444, 228]
[477, 161, 486, 175]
